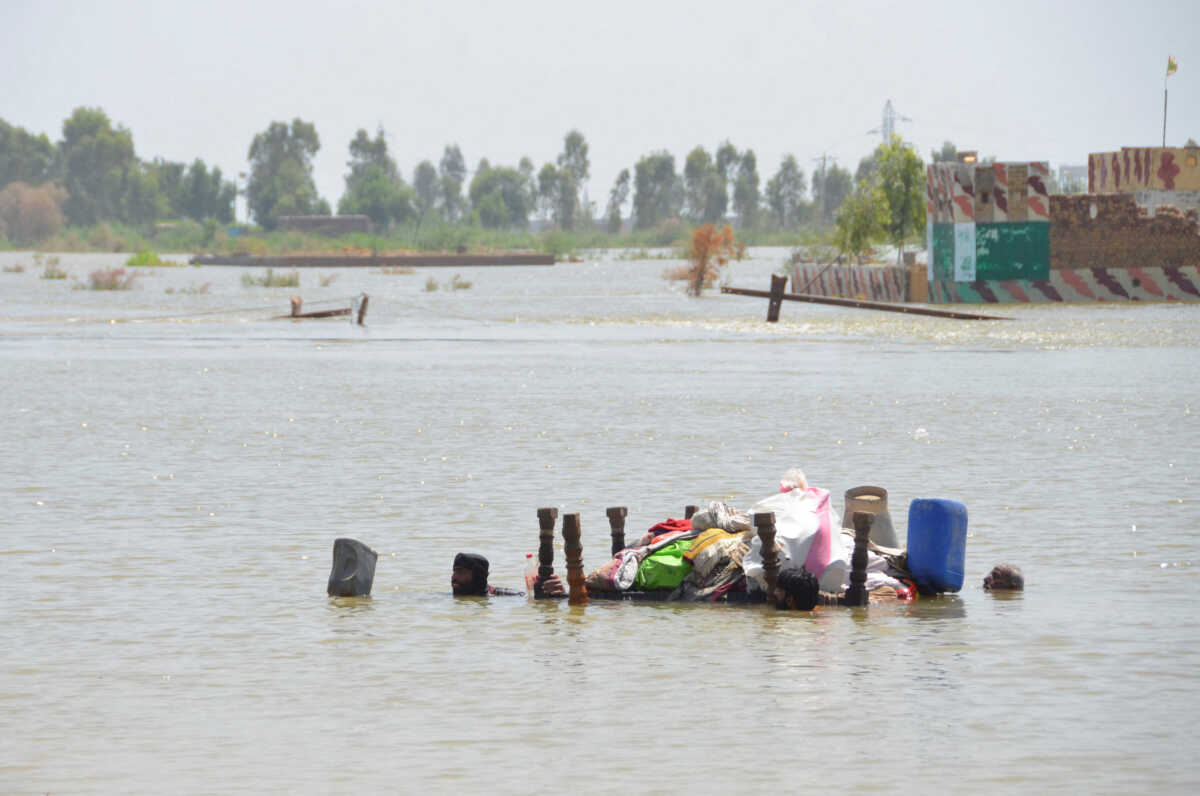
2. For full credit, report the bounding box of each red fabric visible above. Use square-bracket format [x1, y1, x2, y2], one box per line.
[646, 518, 692, 546]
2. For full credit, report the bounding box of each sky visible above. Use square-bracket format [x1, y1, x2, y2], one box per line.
[5, 0, 1199, 221]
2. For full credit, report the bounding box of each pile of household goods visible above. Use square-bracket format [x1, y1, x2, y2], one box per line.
[583, 469, 968, 603]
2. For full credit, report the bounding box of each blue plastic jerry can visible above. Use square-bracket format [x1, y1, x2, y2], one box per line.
[906, 499, 967, 593]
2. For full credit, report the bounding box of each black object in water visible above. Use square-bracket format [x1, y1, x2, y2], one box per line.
[327, 538, 378, 597]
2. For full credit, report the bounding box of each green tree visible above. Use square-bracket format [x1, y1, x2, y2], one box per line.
[605, 168, 630, 234]
[812, 162, 852, 225]
[855, 146, 881, 185]
[732, 150, 760, 229]
[931, 141, 958, 163]
[438, 144, 466, 222]
[246, 118, 322, 229]
[0, 119, 57, 189]
[875, 135, 926, 262]
[182, 159, 235, 222]
[715, 140, 739, 184]
[338, 127, 414, 228]
[833, 181, 888, 263]
[469, 164, 531, 229]
[764, 155, 807, 230]
[413, 160, 438, 223]
[59, 107, 139, 225]
[557, 130, 590, 220]
[683, 146, 726, 224]
[632, 151, 681, 230]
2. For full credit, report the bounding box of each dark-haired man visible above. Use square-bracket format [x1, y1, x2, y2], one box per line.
[451, 552, 566, 598]
[771, 568, 820, 610]
[983, 563, 1024, 591]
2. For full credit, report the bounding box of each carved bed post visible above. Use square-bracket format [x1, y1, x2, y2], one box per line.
[606, 506, 628, 557]
[562, 512, 588, 606]
[754, 512, 780, 599]
[844, 511, 872, 607]
[537, 507, 558, 583]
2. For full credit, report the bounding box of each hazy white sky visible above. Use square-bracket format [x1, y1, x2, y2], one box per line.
[6, 0, 1198, 219]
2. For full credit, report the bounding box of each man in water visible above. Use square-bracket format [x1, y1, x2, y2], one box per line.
[452, 552, 566, 598]
[771, 568, 820, 610]
[983, 563, 1024, 591]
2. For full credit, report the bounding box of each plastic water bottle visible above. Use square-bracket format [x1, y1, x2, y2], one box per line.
[523, 553, 538, 596]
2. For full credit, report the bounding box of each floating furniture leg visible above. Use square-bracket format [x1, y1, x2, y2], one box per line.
[754, 512, 780, 598]
[562, 513, 589, 606]
[356, 293, 369, 326]
[606, 506, 628, 557]
[326, 537, 378, 597]
[766, 273, 787, 322]
[684, 505, 698, 520]
[537, 507, 558, 583]
[844, 512, 872, 607]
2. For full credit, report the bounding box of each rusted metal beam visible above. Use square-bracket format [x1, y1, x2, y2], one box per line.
[722, 284, 1013, 321]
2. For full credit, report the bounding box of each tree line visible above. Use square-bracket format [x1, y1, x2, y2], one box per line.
[0, 109, 234, 245]
[2, 106, 927, 247]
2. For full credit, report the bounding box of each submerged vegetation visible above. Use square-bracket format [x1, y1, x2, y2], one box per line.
[242, 268, 300, 288]
[86, 267, 137, 290]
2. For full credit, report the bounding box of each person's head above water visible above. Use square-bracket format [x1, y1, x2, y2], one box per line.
[772, 568, 819, 610]
[983, 563, 1024, 591]
[452, 552, 490, 596]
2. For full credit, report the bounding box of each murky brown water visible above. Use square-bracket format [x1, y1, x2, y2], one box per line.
[1, 248, 1197, 792]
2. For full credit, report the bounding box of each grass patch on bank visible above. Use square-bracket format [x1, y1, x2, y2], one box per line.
[28, 218, 836, 259]
[126, 250, 184, 267]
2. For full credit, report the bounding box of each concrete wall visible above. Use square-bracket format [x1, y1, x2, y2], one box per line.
[1088, 147, 1200, 194]
[1049, 194, 1200, 270]
[927, 161, 1051, 282]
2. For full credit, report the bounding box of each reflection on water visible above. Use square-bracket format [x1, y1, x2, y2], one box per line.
[1, 248, 1198, 792]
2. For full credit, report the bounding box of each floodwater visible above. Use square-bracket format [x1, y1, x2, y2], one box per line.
[0, 248, 1197, 793]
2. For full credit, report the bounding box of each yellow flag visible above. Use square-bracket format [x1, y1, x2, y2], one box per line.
[1167, 56, 1177, 77]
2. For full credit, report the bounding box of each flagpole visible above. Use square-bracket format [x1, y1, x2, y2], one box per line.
[1162, 75, 1168, 147]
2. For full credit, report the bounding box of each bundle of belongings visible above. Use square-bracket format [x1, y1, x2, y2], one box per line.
[584, 470, 914, 604]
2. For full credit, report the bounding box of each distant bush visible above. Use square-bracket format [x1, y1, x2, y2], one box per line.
[242, 268, 299, 287]
[424, 276, 438, 291]
[126, 250, 183, 267]
[0, 182, 67, 245]
[446, 273, 472, 291]
[86, 267, 137, 290]
[318, 272, 339, 287]
[3, 263, 25, 273]
[38, 253, 67, 279]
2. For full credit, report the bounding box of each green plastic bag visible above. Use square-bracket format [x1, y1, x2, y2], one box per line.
[634, 539, 694, 590]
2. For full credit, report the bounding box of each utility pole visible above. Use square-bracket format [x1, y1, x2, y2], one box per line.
[867, 99, 912, 145]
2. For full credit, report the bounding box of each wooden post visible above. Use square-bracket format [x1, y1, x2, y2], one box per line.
[562, 512, 588, 606]
[754, 512, 780, 598]
[537, 507, 558, 583]
[356, 293, 369, 326]
[290, 296, 303, 317]
[766, 273, 787, 322]
[606, 506, 627, 557]
[844, 511, 872, 607]
[684, 504, 698, 520]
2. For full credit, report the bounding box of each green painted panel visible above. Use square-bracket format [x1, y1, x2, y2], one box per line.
[931, 223, 955, 281]
[974, 222, 1049, 281]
